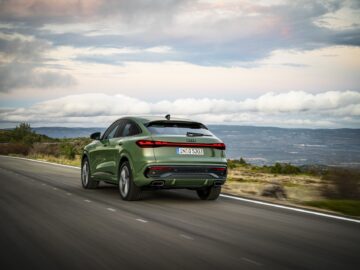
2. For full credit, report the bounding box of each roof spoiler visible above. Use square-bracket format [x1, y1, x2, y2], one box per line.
[145, 120, 208, 130]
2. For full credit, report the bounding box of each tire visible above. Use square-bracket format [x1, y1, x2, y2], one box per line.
[118, 161, 142, 201]
[81, 157, 99, 189]
[196, 186, 221, 200]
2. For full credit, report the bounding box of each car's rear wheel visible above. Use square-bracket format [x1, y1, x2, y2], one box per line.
[196, 186, 221, 200]
[118, 161, 142, 201]
[81, 158, 99, 189]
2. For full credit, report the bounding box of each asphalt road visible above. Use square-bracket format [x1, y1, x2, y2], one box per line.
[0, 156, 359, 270]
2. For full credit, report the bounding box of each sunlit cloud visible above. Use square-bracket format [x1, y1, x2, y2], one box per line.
[1, 91, 359, 128]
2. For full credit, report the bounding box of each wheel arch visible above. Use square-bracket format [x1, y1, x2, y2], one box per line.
[117, 152, 134, 181]
[81, 151, 89, 166]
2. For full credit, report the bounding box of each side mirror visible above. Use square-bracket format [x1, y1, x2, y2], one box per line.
[90, 132, 101, 140]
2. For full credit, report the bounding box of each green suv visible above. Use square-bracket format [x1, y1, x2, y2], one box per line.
[81, 116, 227, 201]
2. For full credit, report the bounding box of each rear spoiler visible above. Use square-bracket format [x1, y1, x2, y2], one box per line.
[145, 120, 208, 130]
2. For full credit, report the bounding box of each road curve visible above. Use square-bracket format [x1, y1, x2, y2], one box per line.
[0, 155, 359, 270]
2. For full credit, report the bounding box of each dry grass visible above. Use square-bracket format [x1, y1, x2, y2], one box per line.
[21, 154, 81, 167]
[224, 166, 324, 203]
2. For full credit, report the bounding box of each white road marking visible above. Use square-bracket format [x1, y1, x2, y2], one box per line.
[135, 218, 148, 223]
[220, 194, 360, 224]
[84, 199, 91, 203]
[1, 155, 80, 170]
[2, 156, 360, 224]
[42, 183, 46, 186]
[107, 208, 116, 212]
[242, 257, 262, 266]
[66, 193, 72, 196]
[180, 234, 193, 240]
[53, 187, 58, 190]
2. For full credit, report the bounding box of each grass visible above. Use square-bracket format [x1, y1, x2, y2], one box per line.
[10, 153, 81, 167]
[304, 200, 360, 217]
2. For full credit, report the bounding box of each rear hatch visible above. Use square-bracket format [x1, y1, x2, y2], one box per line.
[142, 120, 226, 164]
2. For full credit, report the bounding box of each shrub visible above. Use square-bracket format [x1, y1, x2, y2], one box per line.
[227, 160, 236, 169]
[270, 163, 282, 174]
[60, 143, 76, 160]
[322, 168, 360, 200]
[239, 157, 248, 165]
[0, 143, 31, 155]
[227, 157, 248, 169]
[29, 143, 60, 157]
[270, 163, 300, 174]
[3, 122, 53, 145]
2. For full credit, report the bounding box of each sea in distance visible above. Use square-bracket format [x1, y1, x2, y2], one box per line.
[33, 125, 360, 168]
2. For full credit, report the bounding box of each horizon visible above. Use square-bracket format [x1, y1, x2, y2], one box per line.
[3, 123, 359, 131]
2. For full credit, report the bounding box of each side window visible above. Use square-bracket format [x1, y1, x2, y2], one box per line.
[114, 120, 126, 138]
[121, 121, 142, 137]
[102, 120, 121, 140]
[106, 125, 119, 139]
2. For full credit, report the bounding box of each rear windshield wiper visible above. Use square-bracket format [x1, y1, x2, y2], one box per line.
[186, 132, 211, 137]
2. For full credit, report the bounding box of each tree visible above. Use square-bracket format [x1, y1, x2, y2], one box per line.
[239, 157, 247, 165]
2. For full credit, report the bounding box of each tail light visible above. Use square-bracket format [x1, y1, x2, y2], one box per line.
[136, 140, 226, 150]
[146, 166, 174, 177]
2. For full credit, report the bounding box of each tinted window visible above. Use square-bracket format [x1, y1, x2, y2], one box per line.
[106, 125, 119, 139]
[102, 120, 123, 139]
[146, 121, 213, 136]
[121, 121, 141, 137]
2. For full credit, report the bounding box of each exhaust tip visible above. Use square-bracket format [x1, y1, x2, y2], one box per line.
[214, 180, 223, 187]
[151, 180, 165, 187]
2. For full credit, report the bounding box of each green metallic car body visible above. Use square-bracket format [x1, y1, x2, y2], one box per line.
[81, 116, 227, 200]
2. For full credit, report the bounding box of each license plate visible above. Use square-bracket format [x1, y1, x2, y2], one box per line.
[177, 148, 204, 155]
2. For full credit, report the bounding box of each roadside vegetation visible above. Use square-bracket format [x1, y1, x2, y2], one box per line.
[1, 123, 359, 217]
[226, 157, 360, 217]
[0, 123, 89, 166]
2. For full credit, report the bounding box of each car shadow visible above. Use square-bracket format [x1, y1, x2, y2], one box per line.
[95, 182, 203, 202]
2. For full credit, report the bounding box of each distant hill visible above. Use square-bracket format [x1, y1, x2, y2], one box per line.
[32, 127, 106, 139]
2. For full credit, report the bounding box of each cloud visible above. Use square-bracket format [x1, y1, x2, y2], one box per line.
[0, 34, 76, 92]
[1, 91, 359, 128]
[0, 0, 189, 25]
[1, 0, 359, 66]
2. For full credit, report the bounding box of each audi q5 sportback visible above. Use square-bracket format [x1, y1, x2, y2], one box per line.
[81, 116, 227, 201]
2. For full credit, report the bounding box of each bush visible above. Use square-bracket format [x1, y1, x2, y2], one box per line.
[322, 168, 360, 200]
[239, 157, 247, 165]
[60, 143, 76, 160]
[29, 143, 60, 157]
[227, 157, 248, 169]
[0, 143, 31, 155]
[270, 163, 300, 174]
[2, 122, 53, 145]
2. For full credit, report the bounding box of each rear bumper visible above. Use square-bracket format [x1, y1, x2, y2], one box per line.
[145, 165, 227, 179]
[140, 165, 227, 188]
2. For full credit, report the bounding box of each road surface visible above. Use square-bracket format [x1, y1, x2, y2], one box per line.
[0, 156, 359, 269]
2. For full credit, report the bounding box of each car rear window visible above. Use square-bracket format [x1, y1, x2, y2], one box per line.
[146, 121, 213, 136]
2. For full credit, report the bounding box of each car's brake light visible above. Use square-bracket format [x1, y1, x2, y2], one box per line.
[148, 166, 173, 171]
[136, 140, 226, 150]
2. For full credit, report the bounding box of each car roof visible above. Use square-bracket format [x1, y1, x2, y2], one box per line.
[120, 116, 195, 124]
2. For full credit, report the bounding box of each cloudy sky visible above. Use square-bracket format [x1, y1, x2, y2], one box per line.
[0, 0, 359, 128]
